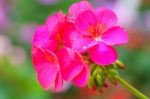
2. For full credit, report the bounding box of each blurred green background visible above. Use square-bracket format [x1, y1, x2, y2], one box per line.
[0, 0, 150, 99]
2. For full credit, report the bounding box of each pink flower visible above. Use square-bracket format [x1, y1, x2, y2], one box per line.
[31, 12, 89, 91]
[31, 1, 128, 92]
[65, 2, 128, 65]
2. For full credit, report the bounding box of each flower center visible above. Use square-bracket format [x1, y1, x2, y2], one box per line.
[96, 24, 105, 36]
[88, 24, 105, 41]
[88, 25, 96, 36]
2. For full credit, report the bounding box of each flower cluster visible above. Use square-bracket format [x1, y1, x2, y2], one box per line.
[31, 1, 128, 92]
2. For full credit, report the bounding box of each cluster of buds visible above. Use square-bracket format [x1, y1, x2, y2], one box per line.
[88, 60, 124, 92]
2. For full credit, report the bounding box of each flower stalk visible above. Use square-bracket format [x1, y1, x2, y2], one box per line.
[115, 76, 149, 99]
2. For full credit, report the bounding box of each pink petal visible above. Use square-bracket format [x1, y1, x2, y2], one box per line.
[37, 65, 58, 90]
[46, 11, 64, 38]
[73, 64, 90, 87]
[31, 46, 60, 72]
[59, 21, 75, 48]
[32, 25, 58, 52]
[54, 71, 63, 92]
[89, 42, 117, 65]
[59, 22, 96, 53]
[101, 26, 128, 46]
[32, 46, 60, 90]
[95, 7, 117, 28]
[75, 11, 97, 36]
[71, 32, 97, 53]
[69, 1, 92, 20]
[57, 47, 85, 81]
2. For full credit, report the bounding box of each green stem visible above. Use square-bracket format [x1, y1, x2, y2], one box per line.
[115, 76, 149, 99]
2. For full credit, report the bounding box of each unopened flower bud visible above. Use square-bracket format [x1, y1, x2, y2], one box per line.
[115, 60, 125, 69]
[90, 63, 96, 74]
[88, 76, 95, 88]
[109, 69, 119, 76]
[95, 74, 105, 87]
[107, 74, 117, 85]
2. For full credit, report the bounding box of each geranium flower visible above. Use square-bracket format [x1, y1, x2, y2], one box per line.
[31, 12, 89, 91]
[65, 2, 128, 65]
[30, 2, 148, 99]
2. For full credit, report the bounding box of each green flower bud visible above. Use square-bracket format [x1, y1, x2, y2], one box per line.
[115, 60, 125, 69]
[90, 63, 96, 74]
[109, 69, 119, 76]
[95, 74, 105, 87]
[107, 74, 117, 85]
[88, 76, 95, 88]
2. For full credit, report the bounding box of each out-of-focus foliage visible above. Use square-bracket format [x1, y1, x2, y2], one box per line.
[0, 0, 150, 99]
[12, 0, 78, 23]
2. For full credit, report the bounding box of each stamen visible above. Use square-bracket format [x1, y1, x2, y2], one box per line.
[97, 24, 105, 36]
[88, 25, 96, 36]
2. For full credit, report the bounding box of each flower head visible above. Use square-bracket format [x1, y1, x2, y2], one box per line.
[31, 1, 128, 92]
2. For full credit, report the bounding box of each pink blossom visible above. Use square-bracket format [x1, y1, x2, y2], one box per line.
[31, 1, 128, 92]
[66, 2, 128, 65]
[31, 12, 89, 91]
